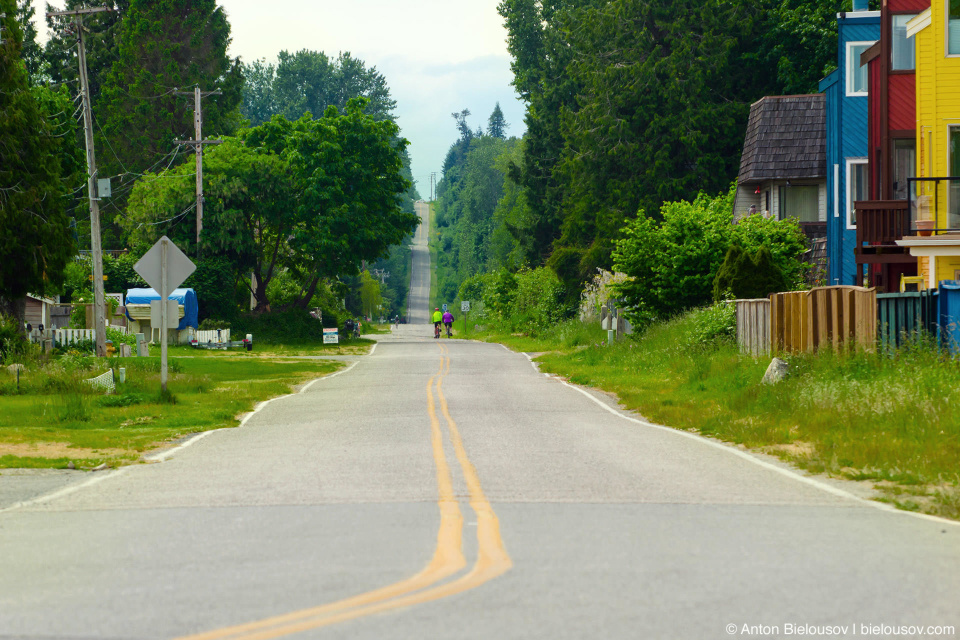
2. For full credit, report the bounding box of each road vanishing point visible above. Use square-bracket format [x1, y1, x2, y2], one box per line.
[1, 202, 959, 639]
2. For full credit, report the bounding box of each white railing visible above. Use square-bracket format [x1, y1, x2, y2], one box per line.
[194, 329, 231, 343]
[52, 328, 95, 346]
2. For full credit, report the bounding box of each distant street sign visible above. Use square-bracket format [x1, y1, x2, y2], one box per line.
[442, 303, 448, 312]
[134, 236, 195, 297]
[323, 328, 339, 344]
[461, 301, 470, 313]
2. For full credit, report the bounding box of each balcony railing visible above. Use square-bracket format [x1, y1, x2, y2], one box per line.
[854, 200, 911, 246]
[908, 177, 960, 234]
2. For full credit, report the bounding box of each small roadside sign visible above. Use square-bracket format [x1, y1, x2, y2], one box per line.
[133, 237, 195, 393]
[323, 328, 339, 344]
[442, 303, 448, 312]
[461, 301, 470, 313]
[134, 236, 195, 297]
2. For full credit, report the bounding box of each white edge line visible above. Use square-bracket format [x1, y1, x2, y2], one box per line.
[0, 360, 362, 514]
[519, 352, 960, 529]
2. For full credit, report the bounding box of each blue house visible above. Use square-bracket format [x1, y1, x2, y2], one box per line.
[820, 1, 880, 285]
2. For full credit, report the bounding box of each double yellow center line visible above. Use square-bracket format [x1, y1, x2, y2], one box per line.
[175, 343, 511, 640]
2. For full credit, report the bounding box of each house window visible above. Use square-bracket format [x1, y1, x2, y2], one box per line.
[847, 159, 868, 228]
[779, 185, 819, 222]
[892, 139, 916, 200]
[950, 0, 960, 54]
[846, 42, 872, 95]
[892, 15, 917, 70]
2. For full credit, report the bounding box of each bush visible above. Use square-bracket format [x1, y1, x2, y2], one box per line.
[232, 309, 329, 343]
[613, 183, 807, 321]
[0, 316, 27, 363]
[688, 301, 736, 349]
[713, 244, 788, 301]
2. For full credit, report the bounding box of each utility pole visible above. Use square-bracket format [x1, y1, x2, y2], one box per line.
[175, 87, 221, 252]
[47, 6, 113, 358]
[430, 172, 437, 201]
[0, 12, 7, 46]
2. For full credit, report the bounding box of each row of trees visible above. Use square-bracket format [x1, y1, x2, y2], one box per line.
[2, 0, 421, 328]
[434, 0, 859, 321]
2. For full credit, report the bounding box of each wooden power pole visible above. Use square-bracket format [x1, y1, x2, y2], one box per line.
[175, 87, 221, 252]
[47, 6, 113, 358]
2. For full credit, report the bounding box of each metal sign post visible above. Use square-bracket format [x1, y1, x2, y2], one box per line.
[134, 236, 196, 395]
[461, 300, 470, 336]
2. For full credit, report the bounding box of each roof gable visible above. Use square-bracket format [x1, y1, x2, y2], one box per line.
[738, 94, 826, 184]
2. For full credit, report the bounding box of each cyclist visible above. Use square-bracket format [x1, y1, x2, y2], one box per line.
[442, 309, 454, 338]
[432, 308, 442, 339]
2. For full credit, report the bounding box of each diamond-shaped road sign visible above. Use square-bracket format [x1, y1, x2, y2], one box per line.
[134, 236, 195, 298]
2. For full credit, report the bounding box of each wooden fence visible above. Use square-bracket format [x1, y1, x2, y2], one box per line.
[735, 287, 878, 355]
[770, 286, 876, 353]
[734, 299, 770, 356]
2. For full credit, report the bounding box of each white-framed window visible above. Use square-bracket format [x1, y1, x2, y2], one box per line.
[846, 41, 874, 96]
[950, 0, 960, 55]
[892, 14, 918, 70]
[846, 159, 868, 229]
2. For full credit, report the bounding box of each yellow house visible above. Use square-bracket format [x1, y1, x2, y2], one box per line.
[897, 7, 960, 286]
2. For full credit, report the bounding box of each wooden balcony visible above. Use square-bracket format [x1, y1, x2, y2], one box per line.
[854, 200, 911, 247]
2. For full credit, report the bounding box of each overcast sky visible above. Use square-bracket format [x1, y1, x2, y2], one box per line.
[39, 0, 528, 198]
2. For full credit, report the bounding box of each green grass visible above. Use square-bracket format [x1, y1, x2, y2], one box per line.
[470, 313, 960, 520]
[0, 352, 344, 469]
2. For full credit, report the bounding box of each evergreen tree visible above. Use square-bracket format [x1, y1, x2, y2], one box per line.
[241, 50, 397, 126]
[96, 0, 243, 247]
[15, 0, 44, 82]
[487, 102, 508, 139]
[43, 0, 128, 98]
[0, 0, 76, 326]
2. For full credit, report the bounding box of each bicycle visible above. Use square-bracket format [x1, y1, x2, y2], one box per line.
[434, 323, 441, 339]
[445, 323, 452, 338]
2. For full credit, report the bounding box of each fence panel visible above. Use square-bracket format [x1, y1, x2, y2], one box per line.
[770, 286, 876, 354]
[734, 299, 770, 356]
[52, 328, 95, 346]
[195, 329, 231, 343]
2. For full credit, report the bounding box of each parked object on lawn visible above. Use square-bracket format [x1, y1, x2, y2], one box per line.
[124, 288, 199, 344]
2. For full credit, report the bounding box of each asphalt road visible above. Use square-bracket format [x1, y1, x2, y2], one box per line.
[1, 206, 959, 640]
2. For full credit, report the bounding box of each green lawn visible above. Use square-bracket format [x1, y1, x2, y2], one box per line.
[469, 316, 960, 520]
[0, 351, 344, 469]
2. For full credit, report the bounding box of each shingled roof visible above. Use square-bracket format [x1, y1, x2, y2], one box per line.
[738, 94, 826, 184]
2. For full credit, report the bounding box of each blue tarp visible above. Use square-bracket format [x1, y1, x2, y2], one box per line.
[125, 288, 199, 330]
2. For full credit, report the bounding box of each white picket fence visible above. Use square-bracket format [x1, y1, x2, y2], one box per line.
[194, 328, 231, 343]
[44, 327, 127, 346]
[52, 328, 95, 346]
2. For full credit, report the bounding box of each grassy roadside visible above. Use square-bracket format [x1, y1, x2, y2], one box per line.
[467, 315, 960, 520]
[0, 350, 348, 470]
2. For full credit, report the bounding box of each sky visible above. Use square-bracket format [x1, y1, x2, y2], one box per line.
[38, 0, 528, 198]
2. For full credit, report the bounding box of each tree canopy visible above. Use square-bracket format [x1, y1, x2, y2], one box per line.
[0, 0, 78, 324]
[125, 98, 417, 312]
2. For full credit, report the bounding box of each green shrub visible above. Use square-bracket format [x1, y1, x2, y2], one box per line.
[0, 316, 27, 363]
[199, 318, 232, 330]
[688, 302, 736, 349]
[613, 183, 807, 321]
[232, 309, 329, 343]
[713, 244, 788, 301]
